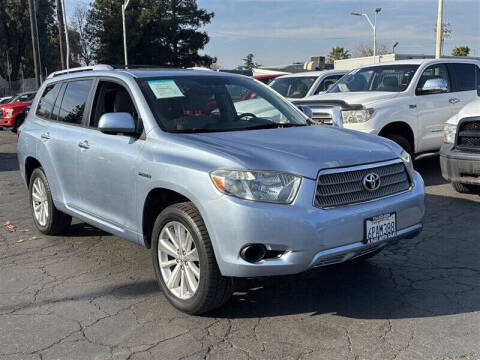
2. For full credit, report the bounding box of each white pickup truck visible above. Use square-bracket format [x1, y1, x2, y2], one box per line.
[294, 58, 480, 156]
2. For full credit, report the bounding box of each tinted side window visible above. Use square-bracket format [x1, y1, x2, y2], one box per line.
[417, 64, 451, 93]
[451, 63, 476, 91]
[58, 80, 92, 125]
[35, 83, 61, 119]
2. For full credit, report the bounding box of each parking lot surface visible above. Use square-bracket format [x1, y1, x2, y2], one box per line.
[1, 130, 479, 360]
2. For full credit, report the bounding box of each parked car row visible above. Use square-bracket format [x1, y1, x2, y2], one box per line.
[0, 91, 36, 131]
[17, 65, 424, 314]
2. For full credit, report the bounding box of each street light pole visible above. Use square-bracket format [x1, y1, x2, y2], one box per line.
[435, 0, 443, 58]
[122, 0, 131, 68]
[61, 0, 70, 68]
[351, 8, 381, 59]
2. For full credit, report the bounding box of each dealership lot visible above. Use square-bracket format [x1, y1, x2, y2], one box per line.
[1, 130, 479, 360]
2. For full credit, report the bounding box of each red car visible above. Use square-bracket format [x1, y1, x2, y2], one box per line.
[0, 91, 36, 132]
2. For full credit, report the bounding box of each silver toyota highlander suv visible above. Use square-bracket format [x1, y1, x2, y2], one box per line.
[17, 65, 425, 314]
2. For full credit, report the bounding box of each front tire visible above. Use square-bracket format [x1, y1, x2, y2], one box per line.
[29, 168, 72, 235]
[384, 134, 414, 158]
[152, 202, 233, 315]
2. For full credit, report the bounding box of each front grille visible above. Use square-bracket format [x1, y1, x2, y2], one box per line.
[457, 119, 480, 151]
[312, 112, 332, 125]
[315, 161, 411, 208]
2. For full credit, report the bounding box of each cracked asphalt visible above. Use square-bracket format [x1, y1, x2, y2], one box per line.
[1, 130, 479, 360]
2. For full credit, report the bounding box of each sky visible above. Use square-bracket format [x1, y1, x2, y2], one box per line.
[66, 0, 480, 69]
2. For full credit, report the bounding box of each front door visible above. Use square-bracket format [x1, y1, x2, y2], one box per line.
[75, 80, 145, 232]
[415, 63, 458, 153]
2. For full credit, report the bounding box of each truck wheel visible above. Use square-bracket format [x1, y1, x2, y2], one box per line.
[452, 182, 480, 194]
[384, 134, 413, 158]
[29, 168, 72, 235]
[12, 115, 25, 133]
[152, 202, 233, 314]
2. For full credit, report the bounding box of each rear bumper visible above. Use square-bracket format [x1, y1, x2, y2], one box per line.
[440, 144, 480, 185]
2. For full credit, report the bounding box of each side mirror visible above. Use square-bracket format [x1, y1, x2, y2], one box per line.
[297, 105, 313, 120]
[24, 105, 31, 115]
[417, 78, 448, 95]
[98, 112, 137, 135]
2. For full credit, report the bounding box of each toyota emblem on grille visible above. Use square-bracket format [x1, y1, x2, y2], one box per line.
[362, 172, 381, 191]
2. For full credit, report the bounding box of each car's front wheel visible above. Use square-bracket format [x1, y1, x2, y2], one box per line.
[29, 168, 72, 235]
[152, 202, 233, 314]
[452, 182, 480, 194]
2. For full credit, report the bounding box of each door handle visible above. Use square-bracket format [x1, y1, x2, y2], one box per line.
[409, 104, 417, 109]
[78, 140, 90, 150]
[449, 98, 460, 104]
[40, 132, 50, 140]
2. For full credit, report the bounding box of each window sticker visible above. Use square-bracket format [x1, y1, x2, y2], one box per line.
[147, 79, 185, 99]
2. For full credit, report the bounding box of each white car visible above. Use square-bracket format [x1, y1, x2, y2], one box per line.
[440, 98, 480, 194]
[269, 70, 347, 101]
[294, 58, 480, 156]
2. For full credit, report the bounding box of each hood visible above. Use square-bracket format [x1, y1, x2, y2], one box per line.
[301, 91, 400, 107]
[446, 99, 480, 125]
[0, 101, 31, 109]
[179, 125, 400, 179]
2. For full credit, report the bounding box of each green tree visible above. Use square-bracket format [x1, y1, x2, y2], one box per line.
[240, 53, 261, 69]
[86, 0, 215, 67]
[326, 46, 350, 63]
[0, 0, 62, 82]
[452, 45, 470, 57]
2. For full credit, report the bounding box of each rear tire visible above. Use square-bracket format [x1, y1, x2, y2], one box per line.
[29, 168, 72, 235]
[452, 182, 480, 194]
[152, 202, 233, 315]
[384, 134, 414, 158]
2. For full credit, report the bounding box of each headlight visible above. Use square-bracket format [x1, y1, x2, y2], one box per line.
[341, 109, 374, 124]
[400, 150, 414, 179]
[210, 169, 302, 204]
[4, 108, 14, 118]
[443, 123, 457, 144]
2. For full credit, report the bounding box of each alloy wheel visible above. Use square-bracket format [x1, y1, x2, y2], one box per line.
[32, 177, 49, 227]
[158, 221, 200, 300]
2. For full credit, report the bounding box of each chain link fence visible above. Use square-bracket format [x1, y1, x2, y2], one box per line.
[0, 77, 37, 98]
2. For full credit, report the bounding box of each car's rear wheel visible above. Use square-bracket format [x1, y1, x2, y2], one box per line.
[452, 182, 480, 194]
[152, 202, 233, 314]
[29, 168, 72, 235]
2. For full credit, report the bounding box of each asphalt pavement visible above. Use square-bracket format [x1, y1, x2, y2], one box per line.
[1, 130, 479, 360]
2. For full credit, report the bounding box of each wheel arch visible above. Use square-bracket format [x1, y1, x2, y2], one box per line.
[379, 121, 415, 154]
[25, 156, 43, 185]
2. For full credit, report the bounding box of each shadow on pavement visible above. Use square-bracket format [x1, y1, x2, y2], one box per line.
[414, 155, 448, 187]
[0, 152, 19, 172]
[212, 193, 480, 320]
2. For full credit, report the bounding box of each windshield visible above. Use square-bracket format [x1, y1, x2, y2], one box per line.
[328, 65, 419, 93]
[270, 76, 317, 98]
[10, 92, 35, 103]
[138, 76, 307, 133]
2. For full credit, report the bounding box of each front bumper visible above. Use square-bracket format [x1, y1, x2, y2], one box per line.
[440, 144, 480, 185]
[203, 171, 425, 277]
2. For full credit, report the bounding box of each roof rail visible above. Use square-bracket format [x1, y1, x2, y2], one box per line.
[46, 64, 114, 79]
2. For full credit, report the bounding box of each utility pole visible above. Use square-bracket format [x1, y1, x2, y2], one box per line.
[61, 0, 70, 68]
[27, 0, 41, 88]
[122, 0, 131, 68]
[56, 0, 65, 69]
[351, 8, 381, 59]
[435, 0, 443, 58]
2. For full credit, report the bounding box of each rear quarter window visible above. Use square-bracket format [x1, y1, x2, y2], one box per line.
[35, 83, 62, 119]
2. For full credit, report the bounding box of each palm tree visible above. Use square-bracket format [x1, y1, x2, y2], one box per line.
[326, 47, 351, 63]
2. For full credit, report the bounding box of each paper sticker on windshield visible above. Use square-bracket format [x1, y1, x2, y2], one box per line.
[147, 79, 184, 99]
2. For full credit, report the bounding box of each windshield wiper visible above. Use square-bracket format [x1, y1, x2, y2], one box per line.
[169, 123, 307, 133]
[240, 123, 307, 130]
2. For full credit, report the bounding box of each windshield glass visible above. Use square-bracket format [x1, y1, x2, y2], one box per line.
[270, 76, 317, 98]
[328, 65, 419, 93]
[138, 76, 307, 133]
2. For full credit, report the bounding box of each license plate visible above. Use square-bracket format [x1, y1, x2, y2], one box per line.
[365, 213, 397, 244]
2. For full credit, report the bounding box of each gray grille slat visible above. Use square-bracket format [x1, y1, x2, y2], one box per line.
[315, 162, 410, 208]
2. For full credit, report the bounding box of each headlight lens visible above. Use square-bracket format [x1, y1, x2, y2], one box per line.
[210, 169, 302, 204]
[4, 108, 14, 118]
[400, 150, 414, 179]
[443, 123, 457, 144]
[341, 109, 374, 124]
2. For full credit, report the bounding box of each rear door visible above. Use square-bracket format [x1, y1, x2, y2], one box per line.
[34, 79, 94, 209]
[448, 62, 479, 110]
[415, 63, 458, 152]
[75, 79, 145, 233]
